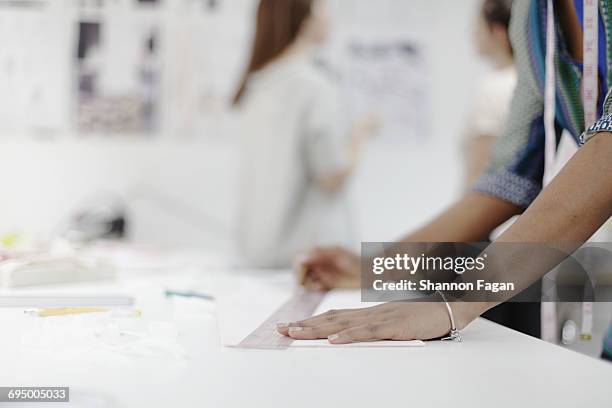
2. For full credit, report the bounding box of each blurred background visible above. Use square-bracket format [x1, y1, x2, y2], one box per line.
[0, 0, 483, 252]
[2, 0, 611, 361]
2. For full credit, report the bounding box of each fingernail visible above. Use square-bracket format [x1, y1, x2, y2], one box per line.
[277, 323, 289, 329]
[328, 334, 339, 342]
[288, 326, 304, 333]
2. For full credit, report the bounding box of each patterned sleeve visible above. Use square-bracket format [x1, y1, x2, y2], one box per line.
[472, 0, 545, 208]
[581, 88, 612, 144]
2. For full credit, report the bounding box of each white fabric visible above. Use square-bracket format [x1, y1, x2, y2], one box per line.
[236, 55, 354, 268]
[464, 66, 517, 139]
[545, 130, 579, 186]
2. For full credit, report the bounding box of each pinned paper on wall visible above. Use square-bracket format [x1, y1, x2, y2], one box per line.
[0, 6, 72, 135]
[340, 37, 432, 142]
[74, 16, 162, 136]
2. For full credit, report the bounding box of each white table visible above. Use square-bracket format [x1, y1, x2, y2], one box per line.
[1, 269, 611, 408]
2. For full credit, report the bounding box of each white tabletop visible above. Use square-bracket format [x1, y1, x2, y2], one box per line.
[1, 268, 611, 408]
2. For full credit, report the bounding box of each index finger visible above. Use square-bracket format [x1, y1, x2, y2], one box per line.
[278, 306, 379, 335]
[277, 309, 354, 336]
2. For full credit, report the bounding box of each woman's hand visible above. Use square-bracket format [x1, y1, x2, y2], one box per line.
[277, 298, 481, 344]
[352, 112, 382, 143]
[297, 247, 361, 291]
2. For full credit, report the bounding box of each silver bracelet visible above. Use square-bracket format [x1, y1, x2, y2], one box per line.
[436, 290, 463, 342]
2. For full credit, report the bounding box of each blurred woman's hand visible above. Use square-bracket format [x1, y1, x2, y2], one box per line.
[277, 297, 479, 343]
[296, 246, 361, 291]
[317, 113, 382, 193]
[354, 112, 383, 139]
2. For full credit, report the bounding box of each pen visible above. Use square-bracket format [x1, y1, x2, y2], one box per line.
[164, 290, 214, 301]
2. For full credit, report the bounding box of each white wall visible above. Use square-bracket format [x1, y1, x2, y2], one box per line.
[0, 139, 238, 247]
[0, 0, 485, 250]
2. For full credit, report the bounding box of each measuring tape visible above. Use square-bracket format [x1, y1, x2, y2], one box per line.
[542, 0, 598, 343]
[237, 289, 326, 349]
[544, 0, 599, 176]
[579, 0, 598, 341]
[583, 0, 600, 128]
[542, 0, 558, 189]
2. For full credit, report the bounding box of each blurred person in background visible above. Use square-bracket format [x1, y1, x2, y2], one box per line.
[233, 0, 377, 269]
[463, 0, 516, 187]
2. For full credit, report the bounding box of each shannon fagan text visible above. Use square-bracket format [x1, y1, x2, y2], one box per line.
[372, 279, 515, 293]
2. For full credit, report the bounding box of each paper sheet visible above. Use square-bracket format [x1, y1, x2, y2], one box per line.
[214, 275, 424, 348]
[213, 272, 296, 346]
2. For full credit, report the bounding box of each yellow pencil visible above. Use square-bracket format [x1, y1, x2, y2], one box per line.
[35, 307, 109, 317]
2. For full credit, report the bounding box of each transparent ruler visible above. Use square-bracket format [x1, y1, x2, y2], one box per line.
[237, 289, 325, 349]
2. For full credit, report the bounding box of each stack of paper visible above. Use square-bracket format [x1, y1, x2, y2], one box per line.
[0, 253, 115, 288]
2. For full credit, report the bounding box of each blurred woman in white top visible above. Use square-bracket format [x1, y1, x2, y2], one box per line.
[233, 0, 375, 268]
[463, 0, 517, 187]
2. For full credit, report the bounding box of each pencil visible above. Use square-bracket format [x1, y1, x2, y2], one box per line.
[33, 307, 109, 317]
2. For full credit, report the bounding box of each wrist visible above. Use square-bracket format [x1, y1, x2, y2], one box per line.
[452, 301, 490, 330]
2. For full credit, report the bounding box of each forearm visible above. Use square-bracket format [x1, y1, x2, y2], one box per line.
[499, 136, 612, 244]
[461, 134, 612, 319]
[399, 193, 521, 243]
[463, 134, 494, 188]
[371, 193, 521, 284]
